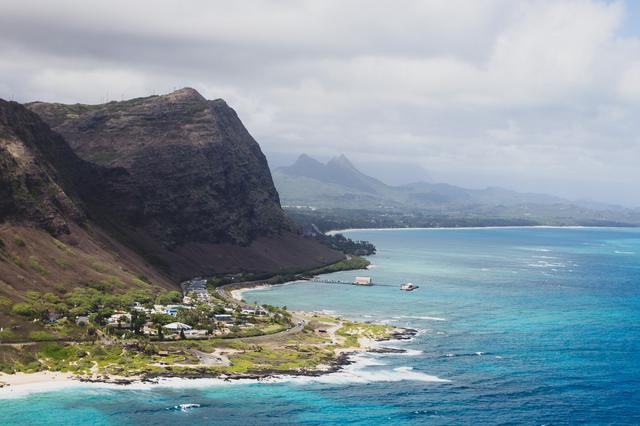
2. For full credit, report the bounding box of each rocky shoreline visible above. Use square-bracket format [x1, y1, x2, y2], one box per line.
[72, 328, 419, 386]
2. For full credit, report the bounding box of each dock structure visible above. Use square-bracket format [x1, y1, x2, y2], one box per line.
[309, 278, 394, 287]
[354, 276, 372, 286]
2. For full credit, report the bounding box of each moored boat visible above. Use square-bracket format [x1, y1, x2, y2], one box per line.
[400, 283, 419, 291]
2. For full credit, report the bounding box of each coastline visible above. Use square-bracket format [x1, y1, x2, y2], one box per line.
[323, 225, 634, 236]
[0, 326, 422, 397]
[0, 257, 419, 397]
[228, 280, 307, 302]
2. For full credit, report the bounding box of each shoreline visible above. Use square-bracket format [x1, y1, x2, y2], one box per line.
[229, 281, 304, 302]
[324, 225, 637, 236]
[0, 257, 415, 397]
[0, 328, 421, 397]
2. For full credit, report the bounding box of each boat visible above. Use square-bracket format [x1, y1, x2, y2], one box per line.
[400, 283, 419, 291]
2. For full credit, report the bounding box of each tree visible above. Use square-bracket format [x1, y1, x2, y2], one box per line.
[155, 291, 182, 305]
[11, 302, 36, 318]
[130, 310, 147, 334]
[150, 313, 173, 339]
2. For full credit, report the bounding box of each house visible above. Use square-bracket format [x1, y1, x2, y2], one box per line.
[184, 329, 208, 338]
[214, 314, 233, 322]
[162, 322, 192, 332]
[241, 308, 269, 317]
[153, 304, 191, 316]
[75, 316, 90, 326]
[142, 324, 158, 335]
[46, 311, 62, 323]
[132, 302, 152, 314]
[354, 276, 372, 286]
[107, 312, 132, 328]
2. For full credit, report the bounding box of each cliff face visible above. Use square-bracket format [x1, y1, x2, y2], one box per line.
[0, 100, 175, 295]
[0, 94, 342, 292]
[0, 99, 86, 235]
[28, 88, 291, 248]
[21, 89, 342, 280]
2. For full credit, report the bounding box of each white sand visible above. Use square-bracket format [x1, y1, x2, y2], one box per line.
[0, 371, 74, 387]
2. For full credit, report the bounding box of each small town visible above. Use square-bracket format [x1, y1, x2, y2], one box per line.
[93, 278, 293, 341]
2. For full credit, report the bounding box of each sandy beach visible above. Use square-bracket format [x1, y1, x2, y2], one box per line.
[0, 371, 79, 396]
[0, 371, 74, 387]
[229, 282, 301, 301]
[230, 285, 267, 301]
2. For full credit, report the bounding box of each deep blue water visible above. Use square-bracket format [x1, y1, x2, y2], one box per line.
[1, 227, 639, 425]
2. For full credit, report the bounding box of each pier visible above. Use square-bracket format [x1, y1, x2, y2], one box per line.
[309, 278, 395, 287]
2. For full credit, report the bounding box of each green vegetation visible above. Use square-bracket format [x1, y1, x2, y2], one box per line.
[28, 331, 57, 341]
[313, 233, 376, 256]
[0, 237, 5, 249]
[13, 237, 26, 247]
[52, 238, 75, 255]
[308, 256, 370, 275]
[0, 309, 402, 378]
[155, 290, 182, 305]
[28, 256, 50, 276]
[91, 261, 110, 273]
[55, 258, 72, 269]
[337, 321, 396, 342]
[11, 302, 36, 317]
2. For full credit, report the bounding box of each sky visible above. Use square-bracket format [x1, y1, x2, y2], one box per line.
[1, 1, 639, 206]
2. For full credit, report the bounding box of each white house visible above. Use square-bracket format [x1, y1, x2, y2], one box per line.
[162, 322, 192, 332]
[107, 312, 131, 328]
[354, 276, 372, 286]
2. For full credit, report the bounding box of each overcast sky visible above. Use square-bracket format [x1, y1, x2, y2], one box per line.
[1, 0, 639, 206]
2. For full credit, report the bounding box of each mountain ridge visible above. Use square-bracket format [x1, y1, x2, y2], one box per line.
[0, 91, 343, 300]
[273, 153, 640, 226]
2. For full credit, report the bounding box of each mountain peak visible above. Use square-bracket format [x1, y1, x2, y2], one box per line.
[276, 153, 386, 194]
[164, 87, 205, 102]
[294, 153, 324, 166]
[328, 154, 356, 170]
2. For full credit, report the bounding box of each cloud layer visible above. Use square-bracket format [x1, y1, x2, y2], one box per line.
[1, 0, 639, 205]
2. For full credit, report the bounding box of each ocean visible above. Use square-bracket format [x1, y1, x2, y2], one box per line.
[1, 227, 639, 425]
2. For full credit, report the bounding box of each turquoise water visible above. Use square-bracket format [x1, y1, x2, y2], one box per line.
[2, 227, 640, 425]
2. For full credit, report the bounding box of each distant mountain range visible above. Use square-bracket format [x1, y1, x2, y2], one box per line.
[272, 154, 640, 226]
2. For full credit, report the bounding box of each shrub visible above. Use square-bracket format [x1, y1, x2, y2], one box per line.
[156, 290, 182, 305]
[91, 262, 109, 273]
[40, 343, 71, 360]
[11, 302, 36, 317]
[87, 280, 111, 292]
[28, 331, 56, 341]
[0, 329, 16, 341]
[28, 256, 49, 276]
[0, 238, 5, 249]
[54, 284, 67, 294]
[55, 258, 72, 269]
[13, 238, 26, 247]
[0, 296, 12, 307]
[104, 276, 125, 288]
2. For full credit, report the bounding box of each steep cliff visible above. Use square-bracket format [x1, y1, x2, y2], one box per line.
[23, 89, 343, 280]
[28, 88, 291, 248]
[0, 99, 87, 235]
[0, 99, 175, 295]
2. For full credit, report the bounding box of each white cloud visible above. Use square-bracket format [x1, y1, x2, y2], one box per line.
[0, 0, 639, 204]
